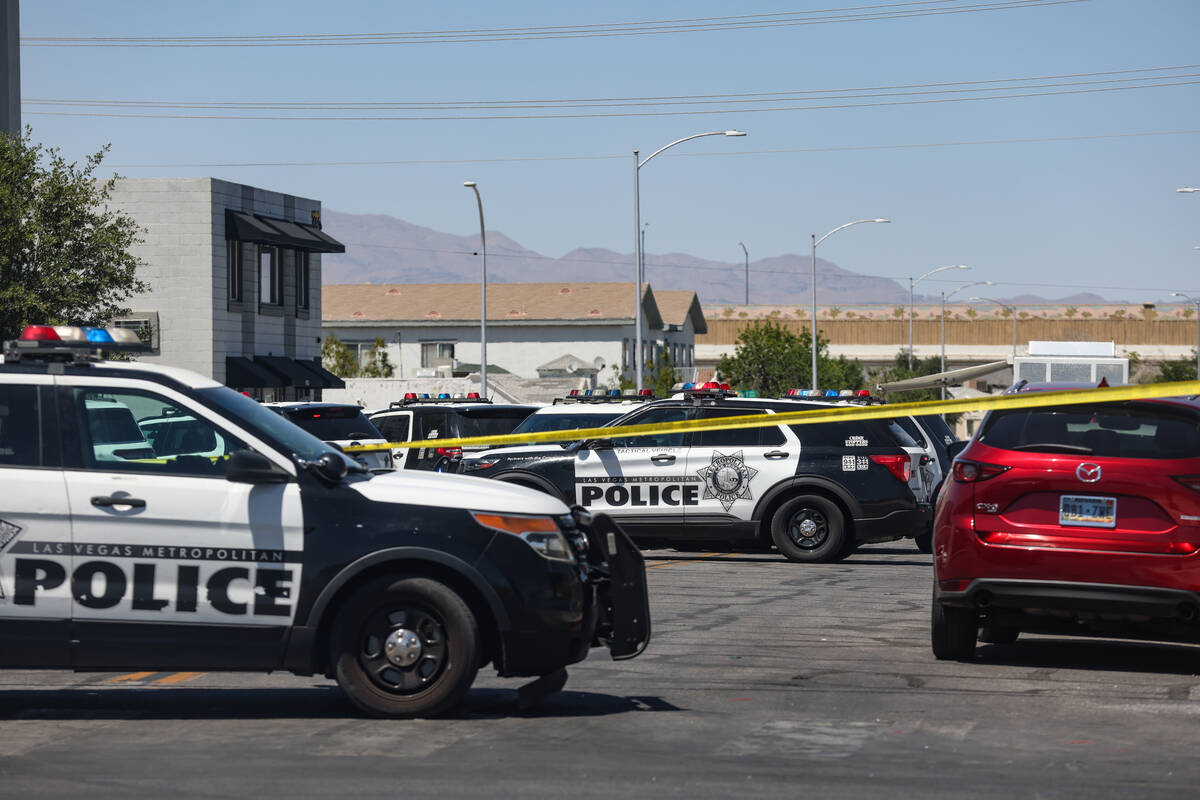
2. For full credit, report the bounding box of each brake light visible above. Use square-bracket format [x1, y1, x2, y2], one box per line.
[938, 579, 973, 592]
[869, 454, 911, 483]
[436, 447, 462, 457]
[1173, 475, 1200, 495]
[952, 459, 1011, 483]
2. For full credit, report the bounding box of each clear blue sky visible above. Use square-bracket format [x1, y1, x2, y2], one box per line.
[17, 0, 1200, 303]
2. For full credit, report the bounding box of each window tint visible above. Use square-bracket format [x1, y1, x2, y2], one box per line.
[885, 420, 919, 449]
[914, 414, 957, 448]
[513, 411, 624, 434]
[692, 408, 786, 447]
[980, 403, 1200, 458]
[610, 406, 689, 448]
[415, 410, 450, 440]
[76, 389, 247, 477]
[0, 384, 41, 467]
[372, 414, 412, 442]
[455, 408, 536, 437]
[790, 420, 887, 449]
[892, 416, 926, 447]
[283, 406, 382, 441]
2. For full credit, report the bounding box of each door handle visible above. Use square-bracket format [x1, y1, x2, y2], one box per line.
[91, 495, 146, 509]
[764, 451, 791, 460]
[650, 454, 676, 464]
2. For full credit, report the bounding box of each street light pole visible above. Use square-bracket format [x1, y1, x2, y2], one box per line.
[1171, 292, 1200, 378]
[463, 181, 487, 398]
[633, 130, 746, 392]
[810, 218, 890, 391]
[738, 241, 749, 305]
[971, 296, 1017, 362]
[940, 280, 993, 399]
[909, 264, 969, 369]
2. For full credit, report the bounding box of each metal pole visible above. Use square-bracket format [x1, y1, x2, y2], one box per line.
[463, 182, 487, 398]
[908, 276, 915, 370]
[739, 241, 749, 305]
[633, 150, 643, 393]
[940, 291, 947, 401]
[1195, 301, 1199, 379]
[811, 233, 818, 392]
[1011, 309, 1017, 361]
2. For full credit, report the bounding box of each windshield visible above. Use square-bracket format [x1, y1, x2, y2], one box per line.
[455, 408, 535, 437]
[196, 387, 361, 469]
[282, 407, 383, 441]
[512, 411, 624, 434]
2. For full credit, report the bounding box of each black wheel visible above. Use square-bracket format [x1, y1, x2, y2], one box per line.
[979, 626, 1019, 644]
[931, 590, 977, 659]
[914, 530, 933, 553]
[332, 576, 480, 718]
[770, 494, 849, 563]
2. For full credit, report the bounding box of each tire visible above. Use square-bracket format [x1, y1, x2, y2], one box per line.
[770, 494, 850, 563]
[979, 626, 1019, 644]
[914, 531, 933, 554]
[931, 591, 977, 659]
[332, 575, 480, 718]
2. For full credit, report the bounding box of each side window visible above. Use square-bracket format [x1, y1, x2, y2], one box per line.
[0, 384, 40, 467]
[74, 389, 247, 477]
[892, 416, 926, 447]
[373, 414, 412, 443]
[610, 407, 689, 448]
[692, 408, 785, 447]
[415, 410, 449, 441]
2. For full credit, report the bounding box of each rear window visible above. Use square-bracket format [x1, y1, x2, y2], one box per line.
[454, 408, 536, 437]
[284, 407, 382, 441]
[513, 411, 624, 434]
[979, 403, 1200, 459]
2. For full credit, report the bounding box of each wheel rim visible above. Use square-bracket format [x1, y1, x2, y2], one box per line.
[358, 605, 449, 695]
[786, 506, 829, 549]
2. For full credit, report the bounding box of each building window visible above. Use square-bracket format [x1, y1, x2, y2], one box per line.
[227, 241, 243, 302]
[259, 246, 280, 306]
[295, 251, 310, 311]
[622, 338, 630, 370]
[420, 342, 455, 368]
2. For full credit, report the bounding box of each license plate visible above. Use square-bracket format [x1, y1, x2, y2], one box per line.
[1059, 495, 1117, 528]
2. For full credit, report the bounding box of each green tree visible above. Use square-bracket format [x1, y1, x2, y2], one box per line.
[0, 127, 146, 340]
[716, 320, 863, 397]
[322, 334, 360, 377]
[359, 337, 396, 378]
[1153, 352, 1198, 383]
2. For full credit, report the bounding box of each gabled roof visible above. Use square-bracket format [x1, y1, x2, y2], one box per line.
[323, 282, 663, 327]
[653, 290, 707, 334]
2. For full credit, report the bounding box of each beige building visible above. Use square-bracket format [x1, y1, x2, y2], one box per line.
[322, 282, 706, 383]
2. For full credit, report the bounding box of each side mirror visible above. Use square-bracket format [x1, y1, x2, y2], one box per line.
[226, 450, 290, 484]
[584, 438, 615, 450]
[946, 440, 968, 461]
[313, 451, 349, 483]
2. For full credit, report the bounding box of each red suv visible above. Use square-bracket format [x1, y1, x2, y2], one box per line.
[931, 382, 1200, 659]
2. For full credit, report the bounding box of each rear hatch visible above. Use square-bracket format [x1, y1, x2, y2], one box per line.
[284, 406, 391, 470]
[968, 401, 1200, 555]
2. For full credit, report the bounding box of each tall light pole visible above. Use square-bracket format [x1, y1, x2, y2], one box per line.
[909, 264, 969, 369]
[463, 181, 487, 398]
[940, 280, 993, 399]
[640, 222, 649, 291]
[738, 241, 750, 305]
[971, 296, 1018, 361]
[810, 218, 890, 390]
[634, 130, 746, 391]
[1171, 291, 1200, 379]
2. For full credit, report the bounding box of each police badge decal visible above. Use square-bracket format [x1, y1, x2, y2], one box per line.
[696, 450, 758, 511]
[0, 518, 22, 601]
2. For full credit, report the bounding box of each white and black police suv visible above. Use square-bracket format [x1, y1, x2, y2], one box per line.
[0, 325, 649, 718]
[369, 394, 537, 471]
[460, 383, 931, 563]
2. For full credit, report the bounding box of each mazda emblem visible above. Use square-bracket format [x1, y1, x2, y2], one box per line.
[1076, 463, 1102, 483]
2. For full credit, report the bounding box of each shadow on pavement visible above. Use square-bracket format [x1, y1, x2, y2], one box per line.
[977, 637, 1200, 676]
[0, 686, 680, 721]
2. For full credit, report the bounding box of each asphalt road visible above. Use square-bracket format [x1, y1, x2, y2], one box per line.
[3, 544, 1200, 798]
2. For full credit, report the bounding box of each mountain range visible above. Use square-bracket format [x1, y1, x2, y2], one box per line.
[320, 210, 1109, 307]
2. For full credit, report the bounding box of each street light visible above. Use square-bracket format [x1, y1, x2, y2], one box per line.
[463, 181, 487, 398]
[738, 241, 750, 305]
[940, 280, 993, 399]
[810, 218, 890, 390]
[1171, 292, 1200, 379]
[909, 264, 969, 368]
[971, 296, 1018, 361]
[633, 129, 746, 391]
[1177, 187, 1199, 193]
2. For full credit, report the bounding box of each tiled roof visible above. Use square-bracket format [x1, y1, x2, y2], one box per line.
[653, 290, 707, 334]
[323, 282, 663, 327]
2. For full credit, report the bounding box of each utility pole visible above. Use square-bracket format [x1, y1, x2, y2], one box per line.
[1, 0, 19, 136]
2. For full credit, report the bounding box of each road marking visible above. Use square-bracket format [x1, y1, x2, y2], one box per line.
[107, 671, 155, 683]
[153, 672, 203, 685]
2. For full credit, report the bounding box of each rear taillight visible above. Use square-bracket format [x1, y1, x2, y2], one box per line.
[952, 459, 1010, 483]
[436, 447, 462, 457]
[869, 454, 911, 483]
[1173, 475, 1200, 495]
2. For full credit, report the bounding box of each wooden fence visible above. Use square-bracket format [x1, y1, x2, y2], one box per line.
[697, 317, 1199, 347]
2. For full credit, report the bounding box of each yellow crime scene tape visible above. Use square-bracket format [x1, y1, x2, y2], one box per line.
[342, 380, 1200, 454]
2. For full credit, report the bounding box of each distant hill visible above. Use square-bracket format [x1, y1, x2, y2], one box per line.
[320, 210, 1115, 307]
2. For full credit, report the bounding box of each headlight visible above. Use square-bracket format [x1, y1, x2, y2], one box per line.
[471, 512, 575, 563]
[462, 459, 499, 472]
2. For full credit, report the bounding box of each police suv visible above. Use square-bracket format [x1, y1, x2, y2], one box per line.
[369, 394, 537, 471]
[460, 383, 930, 563]
[0, 325, 649, 718]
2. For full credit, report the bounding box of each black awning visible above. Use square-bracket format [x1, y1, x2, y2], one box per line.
[254, 356, 321, 388]
[226, 356, 281, 389]
[225, 210, 345, 253]
[294, 358, 345, 389]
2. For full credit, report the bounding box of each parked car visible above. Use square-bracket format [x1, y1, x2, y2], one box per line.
[369, 395, 537, 470]
[264, 402, 392, 471]
[931, 381, 1200, 659]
